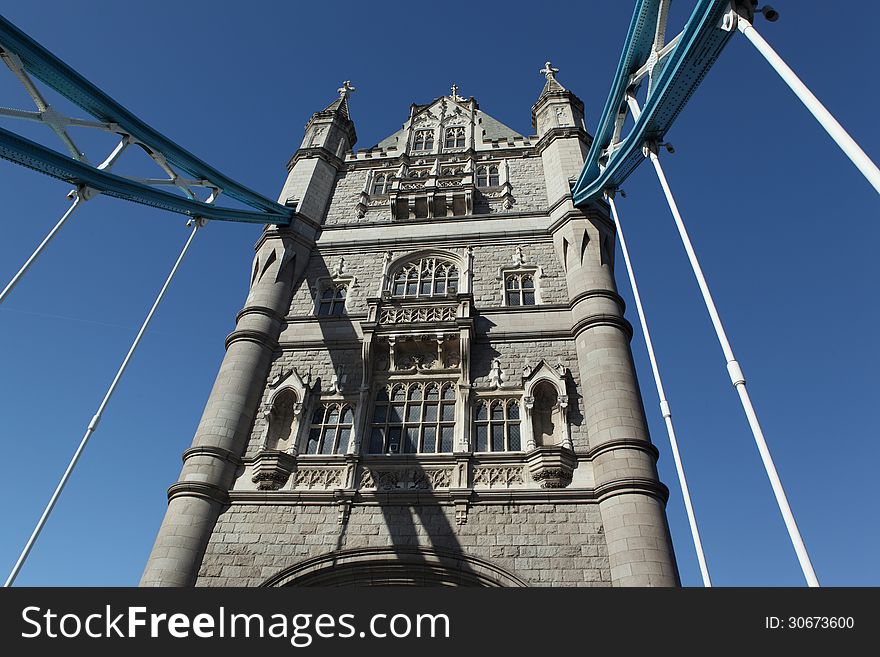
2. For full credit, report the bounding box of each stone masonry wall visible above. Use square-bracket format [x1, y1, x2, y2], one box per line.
[196, 502, 611, 587]
[471, 339, 588, 450]
[244, 347, 362, 459]
[323, 155, 547, 227]
[288, 250, 385, 317]
[470, 240, 567, 307]
[505, 155, 547, 212]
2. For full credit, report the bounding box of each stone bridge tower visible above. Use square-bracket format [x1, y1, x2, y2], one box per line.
[141, 70, 679, 587]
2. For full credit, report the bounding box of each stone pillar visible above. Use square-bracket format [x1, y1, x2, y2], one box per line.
[563, 206, 680, 586]
[140, 229, 304, 586]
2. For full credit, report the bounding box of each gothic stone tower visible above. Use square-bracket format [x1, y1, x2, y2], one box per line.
[141, 71, 679, 587]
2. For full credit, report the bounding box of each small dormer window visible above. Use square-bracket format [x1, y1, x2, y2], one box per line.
[476, 165, 500, 187]
[444, 127, 465, 149]
[412, 129, 434, 151]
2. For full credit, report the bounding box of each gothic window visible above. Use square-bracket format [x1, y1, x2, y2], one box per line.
[504, 273, 536, 306]
[371, 173, 390, 195]
[368, 382, 456, 454]
[476, 165, 500, 187]
[391, 257, 459, 298]
[473, 399, 522, 452]
[444, 127, 465, 149]
[316, 283, 347, 316]
[305, 402, 355, 454]
[412, 129, 434, 151]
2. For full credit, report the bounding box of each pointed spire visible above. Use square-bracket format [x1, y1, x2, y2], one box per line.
[539, 61, 566, 94]
[321, 80, 356, 121]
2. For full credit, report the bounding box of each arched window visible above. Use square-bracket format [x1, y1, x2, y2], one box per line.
[473, 399, 521, 452]
[531, 381, 559, 447]
[371, 173, 390, 195]
[317, 284, 347, 316]
[504, 273, 536, 306]
[412, 129, 434, 151]
[444, 127, 465, 149]
[391, 257, 459, 298]
[476, 165, 500, 187]
[369, 382, 456, 454]
[266, 389, 297, 451]
[305, 403, 355, 455]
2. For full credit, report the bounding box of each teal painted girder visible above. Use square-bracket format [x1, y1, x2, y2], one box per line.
[0, 126, 288, 224]
[572, 0, 734, 206]
[0, 14, 292, 225]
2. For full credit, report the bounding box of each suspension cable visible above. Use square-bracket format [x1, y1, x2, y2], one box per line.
[0, 190, 85, 305]
[605, 190, 712, 587]
[4, 218, 205, 587]
[646, 145, 819, 587]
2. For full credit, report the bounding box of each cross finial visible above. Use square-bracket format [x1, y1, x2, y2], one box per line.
[338, 80, 356, 99]
[539, 61, 559, 81]
[450, 83, 464, 101]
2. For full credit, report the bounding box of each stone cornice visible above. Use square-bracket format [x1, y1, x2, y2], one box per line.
[287, 147, 347, 172]
[235, 305, 287, 325]
[586, 437, 659, 462]
[181, 445, 243, 466]
[167, 481, 230, 505]
[225, 328, 279, 351]
[534, 126, 592, 155]
[225, 476, 669, 506]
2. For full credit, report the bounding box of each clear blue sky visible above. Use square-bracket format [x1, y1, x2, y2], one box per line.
[1, 1, 877, 586]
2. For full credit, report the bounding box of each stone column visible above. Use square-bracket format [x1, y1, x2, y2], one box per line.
[140, 229, 304, 586]
[562, 207, 680, 587]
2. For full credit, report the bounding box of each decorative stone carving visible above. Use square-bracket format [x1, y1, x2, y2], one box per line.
[291, 468, 345, 490]
[359, 468, 453, 491]
[525, 446, 576, 489]
[378, 306, 456, 324]
[473, 466, 524, 488]
[488, 357, 507, 388]
[359, 468, 375, 489]
[251, 450, 297, 491]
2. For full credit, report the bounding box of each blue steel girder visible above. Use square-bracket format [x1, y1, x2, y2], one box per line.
[0, 126, 286, 224]
[0, 14, 292, 225]
[572, 0, 735, 206]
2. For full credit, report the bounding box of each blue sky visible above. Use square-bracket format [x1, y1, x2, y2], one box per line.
[0, 1, 877, 586]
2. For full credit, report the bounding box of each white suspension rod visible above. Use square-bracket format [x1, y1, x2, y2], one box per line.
[737, 15, 880, 196]
[0, 193, 83, 306]
[605, 191, 712, 587]
[647, 148, 819, 587]
[3, 219, 204, 587]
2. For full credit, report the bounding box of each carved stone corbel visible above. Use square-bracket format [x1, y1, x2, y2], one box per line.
[251, 450, 297, 491]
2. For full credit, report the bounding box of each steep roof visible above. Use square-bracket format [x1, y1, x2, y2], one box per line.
[372, 98, 524, 150]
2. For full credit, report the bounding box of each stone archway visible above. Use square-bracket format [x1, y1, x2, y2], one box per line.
[261, 546, 528, 587]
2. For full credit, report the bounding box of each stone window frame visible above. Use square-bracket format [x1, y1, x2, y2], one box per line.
[472, 396, 524, 453]
[312, 273, 357, 317]
[411, 128, 435, 152]
[316, 283, 348, 316]
[381, 248, 472, 299]
[389, 256, 459, 299]
[497, 266, 543, 307]
[370, 172, 392, 196]
[476, 164, 501, 188]
[303, 400, 356, 455]
[367, 380, 457, 455]
[443, 126, 466, 149]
